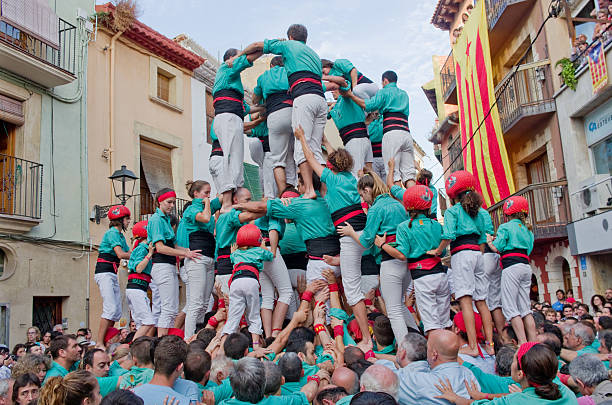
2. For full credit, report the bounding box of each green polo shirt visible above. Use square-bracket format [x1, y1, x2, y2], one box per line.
[118, 366, 154, 389]
[254, 66, 290, 100]
[230, 247, 274, 271]
[336, 394, 355, 405]
[147, 208, 176, 246]
[280, 381, 304, 396]
[441, 203, 486, 243]
[177, 198, 220, 248]
[109, 360, 128, 376]
[212, 54, 253, 95]
[279, 222, 306, 255]
[98, 375, 121, 397]
[198, 379, 234, 404]
[493, 219, 534, 255]
[368, 116, 383, 144]
[99, 227, 129, 255]
[210, 119, 218, 141]
[255, 215, 285, 237]
[396, 214, 443, 259]
[328, 95, 365, 131]
[462, 361, 514, 394]
[479, 208, 495, 236]
[267, 197, 336, 242]
[43, 361, 76, 382]
[262, 39, 322, 77]
[127, 242, 152, 285]
[359, 194, 407, 249]
[328, 59, 358, 86]
[320, 168, 361, 214]
[364, 82, 410, 117]
[220, 393, 308, 405]
[471, 384, 577, 405]
[215, 209, 245, 250]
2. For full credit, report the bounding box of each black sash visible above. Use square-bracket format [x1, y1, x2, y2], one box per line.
[305, 235, 340, 258]
[338, 122, 368, 145]
[282, 252, 308, 270]
[288, 71, 324, 99]
[382, 112, 409, 134]
[266, 91, 292, 115]
[216, 246, 233, 275]
[189, 230, 216, 258]
[210, 139, 223, 157]
[361, 254, 380, 275]
[152, 239, 177, 264]
[213, 89, 244, 118]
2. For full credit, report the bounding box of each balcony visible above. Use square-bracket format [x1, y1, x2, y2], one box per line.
[440, 51, 457, 104]
[495, 60, 556, 137]
[131, 194, 190, 223]
[0, 154, 43, 233]
[488, 180, 570, 242]
[0, 0, 77, 88]
[485, 0, 535, 56]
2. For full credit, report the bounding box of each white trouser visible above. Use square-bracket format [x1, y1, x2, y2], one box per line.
[214, 113, 244, 193]
[413, 273, 452, 333]
[149, 280, 161, 324]
[261, 254, 293, 309]
[292, 94, 328, 166]
[306, 259, 341, 283]
[151, 263, 179, 328]
[382, 129, 416, 183]
[268, 107, 294, 169]
[249, 139, 277, 198]
[501, 263, 532, 320]
[288, 268, 307, 317]
[340, 235, 366, 306]
[483, 252, 502, 310]
[379, 259, 418, 341]
[209, 155, 223, 195]
[222, 277, 262, 336]
[184, 256, 215, 337]
[126, 288, 155, 328]
[95, 272, 122, 321]
[345, 138, 373, 178]
[450, 250, 486, 301]
[360, 275, 380, 294]
[372, 157, 386, 180]
[353, 83, 379, 100]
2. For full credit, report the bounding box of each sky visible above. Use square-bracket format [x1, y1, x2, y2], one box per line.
[101, 0, 452, 186]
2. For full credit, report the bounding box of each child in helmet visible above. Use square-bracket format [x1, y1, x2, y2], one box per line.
[95, 205, 132, 346]
[428, 170, 494, 356]
[222, 224, 273, 345]
[486, 196, 535, 344]
[125, 220, 156, 339]
[376, 185, 451, 333]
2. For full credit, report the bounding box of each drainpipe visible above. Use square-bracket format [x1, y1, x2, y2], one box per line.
[108, 30, 124, 201]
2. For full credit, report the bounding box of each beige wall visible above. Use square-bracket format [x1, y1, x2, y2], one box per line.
[86, 28, 196, 334]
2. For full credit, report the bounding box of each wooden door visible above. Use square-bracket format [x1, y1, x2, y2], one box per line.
[0, 121, 15, 214]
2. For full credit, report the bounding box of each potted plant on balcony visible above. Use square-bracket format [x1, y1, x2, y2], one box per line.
[555, 57, 579, 90]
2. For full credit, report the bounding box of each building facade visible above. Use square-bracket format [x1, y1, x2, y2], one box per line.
[0, 0, 93, 345]
[86, 3, 204, 333]
[428, 0, 582, 302]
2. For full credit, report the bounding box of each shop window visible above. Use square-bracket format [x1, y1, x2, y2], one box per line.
[591, 135, 612, 175]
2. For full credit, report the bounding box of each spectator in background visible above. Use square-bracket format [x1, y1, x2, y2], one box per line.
[598, 330, 611, 355]
[26, 327, 42, 346]
[0, 378, 11, 405]
[552, 290, 566, 312]
[592, 295, 606, 313]
[544, 308, 557, 323]
[38, 370, 101, 405]
[12, 344, 26, 359]
[52, 324, 64, 334]
[10, 354, 51, 383]
[576, 304, 590, 319]
[41, 332, 52, 350]
[605, 288, 612, 304]
[0, 346, 11, 380]
[566, 289, 576, 304]
[562, 304, 574, 319]
[569, 354, 611, 405]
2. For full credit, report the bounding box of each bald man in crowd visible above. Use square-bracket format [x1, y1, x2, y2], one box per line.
[360, 364, 399, 400]
[331, 367, 360, 405]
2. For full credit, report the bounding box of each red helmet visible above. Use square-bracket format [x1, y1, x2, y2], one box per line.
[132, 220, 148, 239]
[402, 185, 433, 211]
[108, 205, 131, 220]
[236, 224, 262, 247]
[503, 196, 529, 216]
[445, 170, 477, 199]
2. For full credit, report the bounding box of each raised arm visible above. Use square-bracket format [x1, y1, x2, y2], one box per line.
[294, 125, 324, 177]
[344, 90, 366, 109]
[233, 201, 268, 214]
[349, 68, 358, 90]
[322, 75, 349, 88]
[195, 198, 212, 223]
[386, 159, 396, 189]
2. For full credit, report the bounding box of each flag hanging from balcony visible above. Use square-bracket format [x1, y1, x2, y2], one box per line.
[588, 40, 608, 94]
[451, 0, 514, 206]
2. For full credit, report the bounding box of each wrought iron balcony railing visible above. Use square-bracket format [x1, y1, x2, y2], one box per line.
[488, 180, 570, 241]
[440, 51, 457, 103]
[0, 154, 43, 219]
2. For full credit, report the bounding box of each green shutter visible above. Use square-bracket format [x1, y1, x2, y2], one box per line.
[243, 163, 262, 201]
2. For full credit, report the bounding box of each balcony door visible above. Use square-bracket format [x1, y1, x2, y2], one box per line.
[527, 153, 552, 224]
[0, 120, 15, 215]
[139, 139, 173, 219]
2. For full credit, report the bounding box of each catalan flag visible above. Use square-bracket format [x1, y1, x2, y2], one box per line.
[588, 40, 608, 94]
[451, 0, 514, 206]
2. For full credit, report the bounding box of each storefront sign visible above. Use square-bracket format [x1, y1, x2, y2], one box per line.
[585, 99, 612, 146]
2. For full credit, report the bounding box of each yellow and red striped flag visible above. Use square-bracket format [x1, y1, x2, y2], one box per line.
[451, 0, 515, 206]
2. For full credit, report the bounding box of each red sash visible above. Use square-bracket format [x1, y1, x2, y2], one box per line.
[228, 263, 260, 287]
[213, 96, 244, 105]
[385, 234, 397, 244]
[333, 209, 364, 227]
[128, 273, 152, 283]
[289, 77, 322, 92]
[96, 258, 118, 273]
[450, 244, 481, 254]
[408, 256, 441, 271]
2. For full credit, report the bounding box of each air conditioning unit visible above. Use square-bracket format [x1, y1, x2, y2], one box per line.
[576, 175, 612, 218]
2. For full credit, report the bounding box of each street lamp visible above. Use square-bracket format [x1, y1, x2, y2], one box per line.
[91, 165, 138, 224]
[109, 165, 138, 205]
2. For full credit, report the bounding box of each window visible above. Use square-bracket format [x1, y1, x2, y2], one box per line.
[0, 249, 5, 278]
[591, 135, 612, 175]
[140, 140, 173, 218]
[32, 297, 63, 335]
[448, 136, 465, 173]
[157, 71, 170, 102]
[0, 304, 8, 346]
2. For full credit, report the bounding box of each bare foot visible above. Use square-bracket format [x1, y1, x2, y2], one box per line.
[484, 344, 495, 356]
[219, 205, 232, 214]
[357, 339, 373, 353]
[302, 191, 317, 199]
[459, 345, 480, 357]
[323, 255, 340, 266]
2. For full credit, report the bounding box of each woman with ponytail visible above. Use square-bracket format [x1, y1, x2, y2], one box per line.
[436, 342, 576, 404]
[95, 205, 131, 347]
[39, 370, 101, 405]
[428, 170, 494, 357]
[338, 169, 418, 342]
[176, 180, 220, 337]
[374, 185, 451, 334]
[487, 196, 536, 344]
[147, 187, 203, 337]
[416, 168, 438, 220]
[295, 125, 372, 347]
